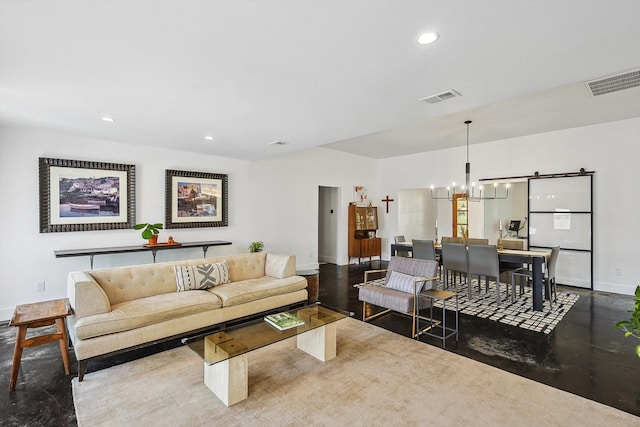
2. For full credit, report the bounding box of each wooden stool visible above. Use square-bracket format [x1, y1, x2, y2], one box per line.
[9, 298, 72, 391]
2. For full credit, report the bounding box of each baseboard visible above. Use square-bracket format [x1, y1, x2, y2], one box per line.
[593, 282, 637, 296]
[296, 262, 319, 271]
[318, 255, 338, 264]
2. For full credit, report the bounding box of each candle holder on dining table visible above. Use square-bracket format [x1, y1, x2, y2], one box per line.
[434, 227, 438, 244]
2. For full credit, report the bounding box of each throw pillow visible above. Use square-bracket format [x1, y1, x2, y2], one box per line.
[174, 260, 229, 292]
[386, 270, 422, 294]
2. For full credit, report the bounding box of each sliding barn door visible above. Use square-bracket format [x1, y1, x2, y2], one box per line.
[528, 175, 593, 289]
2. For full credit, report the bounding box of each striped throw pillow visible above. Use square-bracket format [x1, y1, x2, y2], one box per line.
[386, 270, 421, 294]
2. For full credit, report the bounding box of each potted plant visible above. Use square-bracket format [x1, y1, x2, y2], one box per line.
[133, 222, 163, 245]
[249, 241, 264, 253]
[613, 285, 640, 358]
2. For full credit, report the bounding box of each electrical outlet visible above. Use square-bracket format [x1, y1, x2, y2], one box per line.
[36, 281, 45, 292]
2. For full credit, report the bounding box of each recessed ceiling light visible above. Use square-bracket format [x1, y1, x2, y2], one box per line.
[101, 116, 115, 122]
[204, 135, 214, 141]
[417, 32, 439, 45]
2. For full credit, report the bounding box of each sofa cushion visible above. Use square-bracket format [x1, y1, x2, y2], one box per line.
[74, 291, 223, 340]
[174, 260, 229, 292]
[210, 275, 307, 307]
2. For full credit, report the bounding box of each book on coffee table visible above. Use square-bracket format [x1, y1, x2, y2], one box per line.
[264, 312, 305, 331]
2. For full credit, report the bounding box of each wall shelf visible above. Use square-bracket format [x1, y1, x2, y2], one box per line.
[54, 240, 232, 269]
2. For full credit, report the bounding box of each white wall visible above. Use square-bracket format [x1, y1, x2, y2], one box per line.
[2, 117, 637, 320]
[378, 117, 640, 295]
[249, 147, 379, 268]
[0, 128, 377, 320]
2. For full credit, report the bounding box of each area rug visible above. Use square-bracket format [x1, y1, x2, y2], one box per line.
[72, 318, 638, 427]
[355, 278, 579, 334]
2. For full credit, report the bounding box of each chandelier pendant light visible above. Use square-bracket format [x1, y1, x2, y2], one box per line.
[431, 120, 510, 201]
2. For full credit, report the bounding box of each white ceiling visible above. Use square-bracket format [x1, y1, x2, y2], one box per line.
[1, 0, 639, 161]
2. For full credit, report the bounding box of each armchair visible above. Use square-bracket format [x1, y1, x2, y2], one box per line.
[359, 256, 439, 337]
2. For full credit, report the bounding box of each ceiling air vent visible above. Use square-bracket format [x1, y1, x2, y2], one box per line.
[585, 69, 640, 96]
[419, 89, 461, 104]
[268, 140, 288, 146]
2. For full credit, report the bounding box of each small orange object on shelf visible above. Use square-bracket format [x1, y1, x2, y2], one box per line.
[144, 236, 181, 247]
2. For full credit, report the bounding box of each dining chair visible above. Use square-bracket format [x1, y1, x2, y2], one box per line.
[411, 239, 436, 261]
[512, 246, 560, 306]
[467, 244, 511, 305]
[499, 239, 525, 273]
[394, 235, 410, 257]
[441, 243, 468, 291]
[441, 236, 464, 244]
[500, 239, 524, 250]
[511, 246, 560, 307]
[466, 238, 489, 245]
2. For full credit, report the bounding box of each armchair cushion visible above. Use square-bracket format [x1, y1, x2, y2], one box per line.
[386, 271, 421, 294]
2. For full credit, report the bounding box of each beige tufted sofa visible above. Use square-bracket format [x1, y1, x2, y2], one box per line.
[66, 252, 308, 380]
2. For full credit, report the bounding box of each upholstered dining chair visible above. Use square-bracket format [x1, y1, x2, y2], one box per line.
[467, 238, 489, 245]
[441, 243, 468, 290]
[441, 236, 464, 244]
[412, 239, 436, 261]
[394, 235, 410, 257]
[467, 244, 512, 305]
[499, 239, 525, 273]
[512, 246, 560, 306]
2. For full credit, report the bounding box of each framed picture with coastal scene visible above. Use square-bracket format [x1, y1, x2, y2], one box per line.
[165, 169, 228, 229]
[38, 157, 136, 233]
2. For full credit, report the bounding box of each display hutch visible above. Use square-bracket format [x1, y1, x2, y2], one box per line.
[452, 194, 468, 239]
[348, 204, 381, 263]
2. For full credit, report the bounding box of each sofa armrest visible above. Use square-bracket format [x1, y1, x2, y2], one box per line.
[67, 271, 111, 319]
[265, 253, 296, 279]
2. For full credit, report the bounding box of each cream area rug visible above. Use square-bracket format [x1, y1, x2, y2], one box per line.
[73, 318, 638, 427]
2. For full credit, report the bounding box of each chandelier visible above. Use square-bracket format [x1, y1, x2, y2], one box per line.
[431, 120, 510, 201]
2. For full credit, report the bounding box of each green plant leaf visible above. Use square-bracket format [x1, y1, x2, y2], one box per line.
[133, 223, 146, 230]
[636, 344, 640, 358]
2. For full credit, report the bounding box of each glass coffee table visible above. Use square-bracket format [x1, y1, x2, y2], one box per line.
[183, 303, 348, 406]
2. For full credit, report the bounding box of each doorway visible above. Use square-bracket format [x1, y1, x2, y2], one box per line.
[318, 186, 340, 264]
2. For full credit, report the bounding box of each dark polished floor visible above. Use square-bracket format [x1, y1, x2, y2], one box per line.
[2, 261, 640, 426]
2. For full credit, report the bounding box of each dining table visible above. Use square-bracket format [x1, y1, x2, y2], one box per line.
[390, 243, 550, 312]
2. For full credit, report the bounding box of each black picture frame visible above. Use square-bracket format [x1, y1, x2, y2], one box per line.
[165, 169, 228, 229]
[39, 157, 136, 233]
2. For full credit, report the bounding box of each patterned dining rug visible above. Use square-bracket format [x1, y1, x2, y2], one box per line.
[355, 277, 579, 334]
[72, 318, 637, 427]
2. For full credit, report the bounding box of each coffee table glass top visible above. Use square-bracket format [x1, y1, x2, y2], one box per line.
[183, 304, 348, 365]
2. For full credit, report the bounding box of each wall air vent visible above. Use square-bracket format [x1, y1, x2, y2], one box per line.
[419, 89, 461, 104]
[585, 69, 640, 96]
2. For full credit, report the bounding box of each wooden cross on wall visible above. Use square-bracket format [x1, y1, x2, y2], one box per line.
[381, 195, 394, 213]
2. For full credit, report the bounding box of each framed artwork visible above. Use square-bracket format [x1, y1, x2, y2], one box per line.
[165, 169, 228, 229]
[354, 185, 368, 205]
[39, 157, 136, 233]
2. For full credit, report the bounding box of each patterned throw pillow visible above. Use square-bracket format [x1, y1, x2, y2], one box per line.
[386, 270, 421, 294]
[174, 260, 229, 292]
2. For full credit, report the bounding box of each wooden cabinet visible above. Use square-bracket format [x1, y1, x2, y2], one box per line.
[348, 204, 381, 263]
[452, 194, 467, 239]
